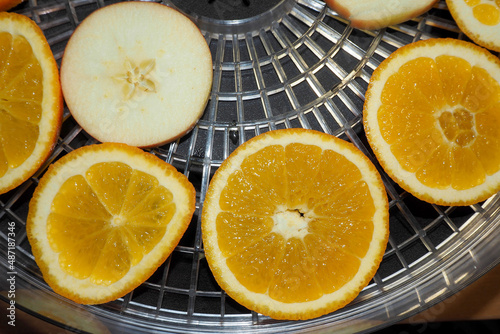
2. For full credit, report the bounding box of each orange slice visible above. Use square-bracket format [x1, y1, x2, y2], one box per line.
[201, 129, 389, 320]
[325, 0, 439, 30]
[60, 2, 213, 148]
[364, 38, 500, 206]
[27, 143, 195, 304]
[0, 12, 63, 194]
[447, 0, 500, 52]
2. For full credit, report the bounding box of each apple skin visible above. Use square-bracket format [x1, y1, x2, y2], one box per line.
[324, 0, 439, 30]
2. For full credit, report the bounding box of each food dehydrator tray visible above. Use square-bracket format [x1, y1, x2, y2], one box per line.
[1, 0, 500, 333]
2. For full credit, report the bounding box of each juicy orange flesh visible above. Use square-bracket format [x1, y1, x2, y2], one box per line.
[47, 162, 176, 285]
[218, 143, 376, 303]
[464, 1, 500, 26]
[378, 55, 500, 190]
[0, 32, 42, 175]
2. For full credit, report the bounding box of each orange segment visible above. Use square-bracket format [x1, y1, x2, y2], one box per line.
[389, 128, 442, 173]
[381, 67, 437, 111]
[202, 128, 389, 320]
[268, 238, 322, 303]
[304, 233, 360, 295]
[27, 143, 196, 304]
[475, 102, 500, 138]
[415, 145, 453, 189]
[307, 149, 364, 210]
[4, 34, 36, 83]
[125, 200, 175, 227]
[47, 213, 109, 255]
[123, 212, 170, 251]
[380, 57, 446, 111]
[0, 32, 11, 86]
[450, 146, 485, 190]
[220, 169, 276, 215]
[394, 57, 447, 110]
[122, 214, 171, 266]
[461, 66, 500, 112]
[120, 170, 159, 214]
[472, 102, 500, 175]
[0, 111, 39, 168]
[91, 229, 131, 285]
[51, 175, 112, 220]
[0, 100, 41, 124]
[226, 233, 285, 294]
[471, 135, 500, 175]
[313, 180, 376, 221]
[285, 143, 322, 208]
[120, 226, 148, 266]
[435, 55, 472, 106]
[0, 146, 8, 177]
[0, 13, 62, 194]
[4, 39, 43, 101]
[240, 145, 287, 206]
[472, 3, 500, 25]
[85, 162, 132, 215]
[124, 186, 174, 221]
[364, 38, 500, 205]
[378, 105, 433, 145]
[56, 226, 109, 280]
[309, 217, 373, 258]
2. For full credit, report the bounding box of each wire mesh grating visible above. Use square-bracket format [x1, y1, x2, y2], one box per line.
[1, 0, 500, 333]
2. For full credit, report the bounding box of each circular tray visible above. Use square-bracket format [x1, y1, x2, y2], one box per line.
[2, 0, 500, 333]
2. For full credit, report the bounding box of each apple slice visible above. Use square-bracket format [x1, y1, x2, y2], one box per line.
[325, 0, 439, 30]
[60, 2, 213, 148]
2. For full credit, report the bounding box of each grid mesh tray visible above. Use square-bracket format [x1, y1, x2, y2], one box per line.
[1, 0, 500, 333]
